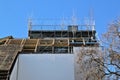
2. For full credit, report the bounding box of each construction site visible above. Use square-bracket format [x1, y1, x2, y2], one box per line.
[0, 17, 99, 80]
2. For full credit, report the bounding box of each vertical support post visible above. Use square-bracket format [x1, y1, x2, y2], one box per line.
[35, 39, 39, 52]
[28, 18, 32, 39]
[28, 18, 32, 31]
[68, 39, 70, 53]
[52, 46, 54, 53]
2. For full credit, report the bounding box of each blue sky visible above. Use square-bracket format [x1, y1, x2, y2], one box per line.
[0, 0, 120, 38]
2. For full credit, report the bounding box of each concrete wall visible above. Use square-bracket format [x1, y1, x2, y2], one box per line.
[10, 54, 74, 80]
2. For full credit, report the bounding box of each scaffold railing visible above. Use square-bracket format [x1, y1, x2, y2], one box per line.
[28, 18, 95, 31]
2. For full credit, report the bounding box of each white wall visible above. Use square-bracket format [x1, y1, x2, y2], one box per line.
[11, 54, 74, 80]
[10, 58, 18, 80]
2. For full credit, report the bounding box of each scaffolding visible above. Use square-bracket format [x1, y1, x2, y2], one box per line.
[0, 17, 98, 80]
[27, 18, 98, 53]
[0, 37, 98, 80]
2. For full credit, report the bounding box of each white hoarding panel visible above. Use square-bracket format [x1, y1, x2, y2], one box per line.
[10, 59, 18, 80]
[16, 54, 74, 80]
